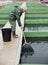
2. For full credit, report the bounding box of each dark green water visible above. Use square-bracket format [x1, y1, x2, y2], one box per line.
[20, 37, 48, 64]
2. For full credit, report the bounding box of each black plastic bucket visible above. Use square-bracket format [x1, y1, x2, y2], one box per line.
[2, 28, 12, 42]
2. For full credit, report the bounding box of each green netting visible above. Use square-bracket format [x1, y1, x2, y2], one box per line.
[25, 19, 48, 24]
[26, 11, 48, 14]
[24, 32, 48, 37]
[0, 20, 7, 24]
[0, 2, 48, 26]
[0, 2, 21, 25]
[26, 14, 48, 17]
[0, 15, 8, 19]
[25, 2, 48, 25]
[27, 2, 48, 11]
[0, 2, 21, 14]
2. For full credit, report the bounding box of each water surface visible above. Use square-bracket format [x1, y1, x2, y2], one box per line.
[21, 41, 48, 64]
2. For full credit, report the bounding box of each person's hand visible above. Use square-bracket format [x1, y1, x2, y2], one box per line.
[21, 26, 24, 32]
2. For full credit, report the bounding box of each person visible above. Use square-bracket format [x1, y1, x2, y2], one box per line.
[8, 2, 27, 37]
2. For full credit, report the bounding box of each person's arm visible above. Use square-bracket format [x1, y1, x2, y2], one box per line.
[16, 11, 22, 27]
[17, 14, 24, 30]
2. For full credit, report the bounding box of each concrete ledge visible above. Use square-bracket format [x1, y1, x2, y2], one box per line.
[0, 13, 25, 65]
